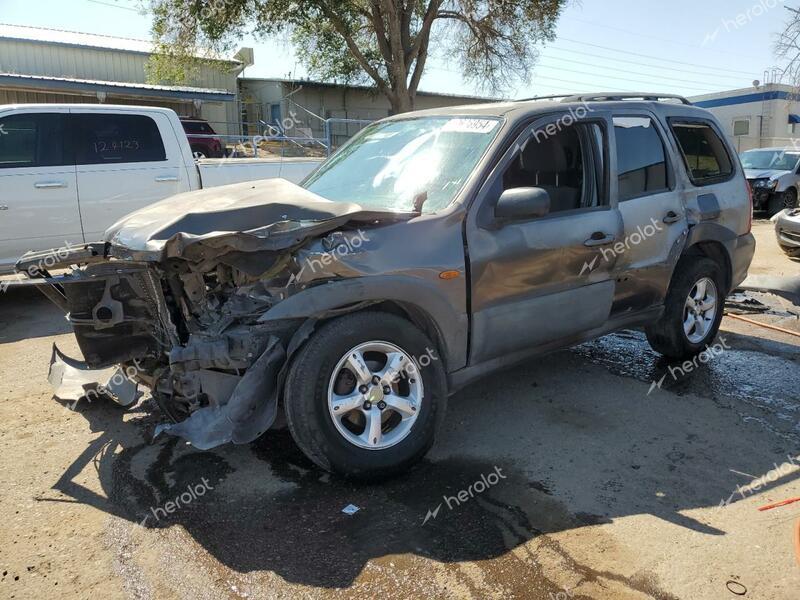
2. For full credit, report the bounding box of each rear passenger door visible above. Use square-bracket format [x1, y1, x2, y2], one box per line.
[0, 110, 81, 271]
[72, 110, 190, 240]
[609, 114, 688, 315]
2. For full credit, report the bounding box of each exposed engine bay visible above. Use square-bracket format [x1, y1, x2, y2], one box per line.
[17, 179, 412, 449]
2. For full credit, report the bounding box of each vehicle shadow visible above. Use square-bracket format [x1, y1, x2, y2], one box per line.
[48, 338, 800, 593]
[0, 286, 71, 342]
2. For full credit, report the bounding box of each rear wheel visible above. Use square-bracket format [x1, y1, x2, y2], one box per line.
[283, 312, 447, 479]
[645, 257, 725, 359]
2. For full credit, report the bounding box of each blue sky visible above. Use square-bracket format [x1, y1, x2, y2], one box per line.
[0, 0, 790, 99]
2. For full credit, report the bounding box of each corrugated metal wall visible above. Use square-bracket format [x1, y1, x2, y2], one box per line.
[0, 39, 237, 91]
[0, 38, 242, 134]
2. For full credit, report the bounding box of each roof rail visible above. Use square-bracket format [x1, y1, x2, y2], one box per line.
[514, 94, 575, 102]
[561, 93, 692, 105]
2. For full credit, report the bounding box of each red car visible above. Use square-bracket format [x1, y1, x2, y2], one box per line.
[179, 117, 225, 158]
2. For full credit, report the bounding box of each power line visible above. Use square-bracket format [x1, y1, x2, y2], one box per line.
[544, 46, 757, 84]
[533, 64, 726, 93]
[566, 16, 769, 62]
[538, 55, 743, 90]
[558, 37, 761, 76]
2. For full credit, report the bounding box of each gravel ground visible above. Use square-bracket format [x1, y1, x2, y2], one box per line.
[0, 220, 798, 600]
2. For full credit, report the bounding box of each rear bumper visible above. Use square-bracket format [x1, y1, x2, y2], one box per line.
[731, 232, 756, 290]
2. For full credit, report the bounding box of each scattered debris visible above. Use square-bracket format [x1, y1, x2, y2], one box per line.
[341, 504, 360, 515]
[725, 313, 800, 339]
[757, 496, 800, 511]
[725, 580, 747, 596]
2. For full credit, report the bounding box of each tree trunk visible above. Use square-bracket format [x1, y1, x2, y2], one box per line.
[387, 88, 414, 115]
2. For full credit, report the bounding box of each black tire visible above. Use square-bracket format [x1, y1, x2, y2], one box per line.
[283, 311, 447, 479]
[768, 188, 797, 217]
[645, 257, 726, 360]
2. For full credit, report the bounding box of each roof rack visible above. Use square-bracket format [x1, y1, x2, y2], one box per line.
[514, 94, 575, 102]
[561, 93, 691, 105]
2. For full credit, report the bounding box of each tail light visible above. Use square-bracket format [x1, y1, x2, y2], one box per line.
[745, 179, 753, 233]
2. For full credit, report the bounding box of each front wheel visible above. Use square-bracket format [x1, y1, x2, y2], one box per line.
[283, 312, 447, 479]
[768, 188, 797, 217]
[645, 257, 725, 359]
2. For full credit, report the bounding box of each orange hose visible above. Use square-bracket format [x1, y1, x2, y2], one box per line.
[725, 313, 800, 338]
[795, 519, 800, 568]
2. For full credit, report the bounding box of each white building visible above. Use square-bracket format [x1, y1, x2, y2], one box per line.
[0, 24, 249, 134]
[690, 84, 800, 152]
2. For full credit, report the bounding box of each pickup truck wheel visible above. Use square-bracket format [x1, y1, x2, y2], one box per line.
[645, 257, 725, 360]
[769, 189, 797, 217]
[283, 312, 447, 479]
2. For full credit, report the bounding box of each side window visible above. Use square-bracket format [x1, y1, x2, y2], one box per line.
[613, 117, 668, 201]
[501, 121, 606, 214]
[0, 113, 66, 169]
[670, 121, 733, 185]
[76, 114, 167, 165]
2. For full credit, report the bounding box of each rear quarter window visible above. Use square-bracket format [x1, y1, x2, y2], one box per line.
[76, 114, 167, 165]
[669, 120, 733, 186]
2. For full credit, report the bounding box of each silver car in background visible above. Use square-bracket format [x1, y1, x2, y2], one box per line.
[740, 148, 800, 216]
[775, 208, 800, 258]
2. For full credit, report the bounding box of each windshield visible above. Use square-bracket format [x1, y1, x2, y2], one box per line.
[303, 116, 502, 212]
[740, 150, 800, 171]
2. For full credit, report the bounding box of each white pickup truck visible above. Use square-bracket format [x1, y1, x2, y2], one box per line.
[0, 104, 323, 273]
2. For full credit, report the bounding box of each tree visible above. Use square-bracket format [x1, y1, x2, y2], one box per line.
[777, 6, 800, 93]
[148, 0, 567, 114]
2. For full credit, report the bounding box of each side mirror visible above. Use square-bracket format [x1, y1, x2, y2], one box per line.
[495, 187, 551, 220]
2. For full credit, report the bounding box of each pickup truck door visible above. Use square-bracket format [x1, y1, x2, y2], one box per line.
[465, 112, 623, 365]
[71, 110, 191, 241]
[0, 110, 81, 272]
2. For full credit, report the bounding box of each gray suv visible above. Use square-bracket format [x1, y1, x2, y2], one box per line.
[19, 93, 756, 479]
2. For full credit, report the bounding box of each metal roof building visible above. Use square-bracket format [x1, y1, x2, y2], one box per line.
[690, 83, 800, 153]
[0, 24, 249, 134]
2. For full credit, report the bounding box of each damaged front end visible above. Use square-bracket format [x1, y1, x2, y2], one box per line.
[17, 179, 407, 449]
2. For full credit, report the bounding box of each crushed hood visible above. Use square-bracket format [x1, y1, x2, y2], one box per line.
[103, 178, 399, 262]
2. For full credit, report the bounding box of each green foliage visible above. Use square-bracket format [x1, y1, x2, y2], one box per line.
[147, 0, 568, 111]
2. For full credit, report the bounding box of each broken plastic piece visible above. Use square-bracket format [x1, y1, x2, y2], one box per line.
[341, 504, 360, 515]
[47, 344, 139, 407]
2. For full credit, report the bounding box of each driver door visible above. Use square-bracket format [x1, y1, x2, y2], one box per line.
[465, 112, 623, 365]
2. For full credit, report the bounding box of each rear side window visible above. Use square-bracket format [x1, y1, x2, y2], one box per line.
[613, 117, 668, 201]
[0, 113, 67, 169]
[670, 121, 733, 185]
[76, 114, 166, 165]
[182, 120, 215, 135]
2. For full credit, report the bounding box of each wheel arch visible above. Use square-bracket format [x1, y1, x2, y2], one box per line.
[680, 224, 735, 294]
[259, 275, 468, 373]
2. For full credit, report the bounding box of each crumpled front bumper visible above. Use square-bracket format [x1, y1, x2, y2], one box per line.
[48, 344, 139, 407]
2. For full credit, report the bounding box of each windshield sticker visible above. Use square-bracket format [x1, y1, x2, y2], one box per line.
[441, 118, 499, 134]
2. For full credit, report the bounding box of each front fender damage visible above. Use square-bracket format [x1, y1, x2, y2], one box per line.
[23, 180, 405, 450]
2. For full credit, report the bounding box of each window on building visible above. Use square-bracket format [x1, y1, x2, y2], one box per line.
[732, 119, 750, 136]
[0, 113, 67, 169]
[670, 121, 733, 185]
[613, 117, 668, 200]
[75, 114, 166, 165]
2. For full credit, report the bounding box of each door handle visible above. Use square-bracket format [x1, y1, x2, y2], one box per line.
[34, 181, 67, 189]
[663, 211, 682, 224]
[155, 176, 179, 183]
[584, 232, 616, 247]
